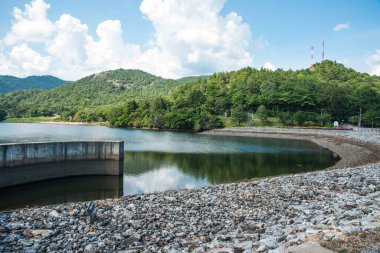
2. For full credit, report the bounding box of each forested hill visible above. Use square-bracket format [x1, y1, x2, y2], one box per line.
[1, 61, 380, 131]
[0, 75, 67, 93]
[0, 69, 181, 117]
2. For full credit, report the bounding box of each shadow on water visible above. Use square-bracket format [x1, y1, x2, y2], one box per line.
[0, 175, 123, 211]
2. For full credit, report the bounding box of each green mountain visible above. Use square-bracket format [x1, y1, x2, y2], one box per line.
[0, 69, 182, 117]
[2, 61, 380, 130]
[0, 75, 67, 93]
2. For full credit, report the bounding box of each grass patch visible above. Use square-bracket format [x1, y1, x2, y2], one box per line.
[3, 116, 60, 123]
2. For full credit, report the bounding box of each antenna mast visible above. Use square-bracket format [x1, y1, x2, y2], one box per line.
[322, 32, 325, 61]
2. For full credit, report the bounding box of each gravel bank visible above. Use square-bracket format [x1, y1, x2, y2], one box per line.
[1, 163, 380, 252]
[1, 127, 380, 252]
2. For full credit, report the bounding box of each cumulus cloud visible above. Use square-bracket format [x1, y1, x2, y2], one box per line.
[85, 20, 141, 71]
[139, 0, 253, 77]
[0, 0, 254, 80]
[262, 61, 276, 71]
[10, 43, 51, 74]
[366, 50, 380, 76]
[47, 14, 89, 66]
[333, 22, 350, 32]
[4, 0, 55, 45]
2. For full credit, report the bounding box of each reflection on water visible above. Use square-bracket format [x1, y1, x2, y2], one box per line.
[0, 175, 122, 210]
[123, 150, 339, 194]
[0, 123, 340, 210]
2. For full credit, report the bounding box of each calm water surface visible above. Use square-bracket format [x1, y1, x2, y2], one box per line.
[0, 123, 339, 209]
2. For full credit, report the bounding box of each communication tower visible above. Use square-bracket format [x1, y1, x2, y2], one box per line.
[310, 46, 314, 72]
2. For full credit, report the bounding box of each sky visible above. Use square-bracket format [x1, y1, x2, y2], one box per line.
[0, 0, 379, 81]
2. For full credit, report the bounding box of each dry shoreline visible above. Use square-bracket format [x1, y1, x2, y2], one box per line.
[202, 128, 380, 170]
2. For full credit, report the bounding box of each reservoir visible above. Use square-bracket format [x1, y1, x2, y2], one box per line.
[0, 123, 339, 210]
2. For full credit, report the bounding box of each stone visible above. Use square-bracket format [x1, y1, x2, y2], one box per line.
[85, 243, 94, 253]
[256, 245, 266, 252]
[323, 232, 335, 241]
[30, 229, 54, 239]
[287, 241, 335, 253]
[339, 226, 361, 233]
[261, 239, 277, 249]
[49, 210, 60, 218]
[164, 196, 176, 202]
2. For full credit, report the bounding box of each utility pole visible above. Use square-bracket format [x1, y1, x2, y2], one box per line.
[320, 108, 323, 125]
[359, 107, 362, 128]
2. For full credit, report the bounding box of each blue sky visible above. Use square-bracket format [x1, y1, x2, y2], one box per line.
[0, 0, 379, 80]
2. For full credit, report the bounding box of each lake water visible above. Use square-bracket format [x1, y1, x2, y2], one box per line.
[0, 123, 339, 209]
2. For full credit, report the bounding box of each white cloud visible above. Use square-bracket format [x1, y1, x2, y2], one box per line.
[0, 41, 16, 75]
[4, 0, 55, 45]
[10, 43, 51, 75]
[262, 61, 276, 71]
[85, 20, 141, 71]
[333, 22, 350, 32]
[139, 0, 253, 77]
[47, 14, 89, 66]
[0, 0, 254, 80]
[366, 50, 380, 76]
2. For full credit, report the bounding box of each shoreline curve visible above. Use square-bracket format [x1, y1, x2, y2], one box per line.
[202, 127, 380, 170]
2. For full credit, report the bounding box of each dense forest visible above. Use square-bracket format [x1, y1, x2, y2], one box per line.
[0, 75, 67, 93]
[0, 69, 181, 118]
[1, 61, 380, 130]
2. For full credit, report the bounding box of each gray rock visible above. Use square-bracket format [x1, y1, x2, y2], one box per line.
[49, 210, 60, 218]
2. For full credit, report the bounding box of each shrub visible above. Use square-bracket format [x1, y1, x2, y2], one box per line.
[278, 111, 293, 125]
[316, 113, 332, 126]
[292, 111, 319, 126]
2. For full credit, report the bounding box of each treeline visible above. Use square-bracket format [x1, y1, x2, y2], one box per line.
[67, 61, 380, 130]
[1, 60, 380, 130]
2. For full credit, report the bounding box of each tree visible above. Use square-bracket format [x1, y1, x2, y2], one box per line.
[231, 104, 248, 126]
[256, 105, 268, 121]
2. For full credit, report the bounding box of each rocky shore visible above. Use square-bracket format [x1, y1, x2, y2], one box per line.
[1, 127, 380, 252]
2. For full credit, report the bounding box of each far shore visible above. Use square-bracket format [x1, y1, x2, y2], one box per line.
[202, 127, 380, 170]
[41, 121, 100, 126]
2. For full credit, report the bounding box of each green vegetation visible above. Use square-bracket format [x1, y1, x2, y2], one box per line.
[0, 69, 181, 118]
[177, 75, 209, 84]
[3, 116, 59, 123]
[1, 61, 380, 130]
[0, 75, 67, 93]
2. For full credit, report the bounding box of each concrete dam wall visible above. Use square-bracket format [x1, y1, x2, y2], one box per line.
[0, 141, 124, 188]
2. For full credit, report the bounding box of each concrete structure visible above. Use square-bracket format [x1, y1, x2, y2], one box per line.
[0, 141, 124, 188]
